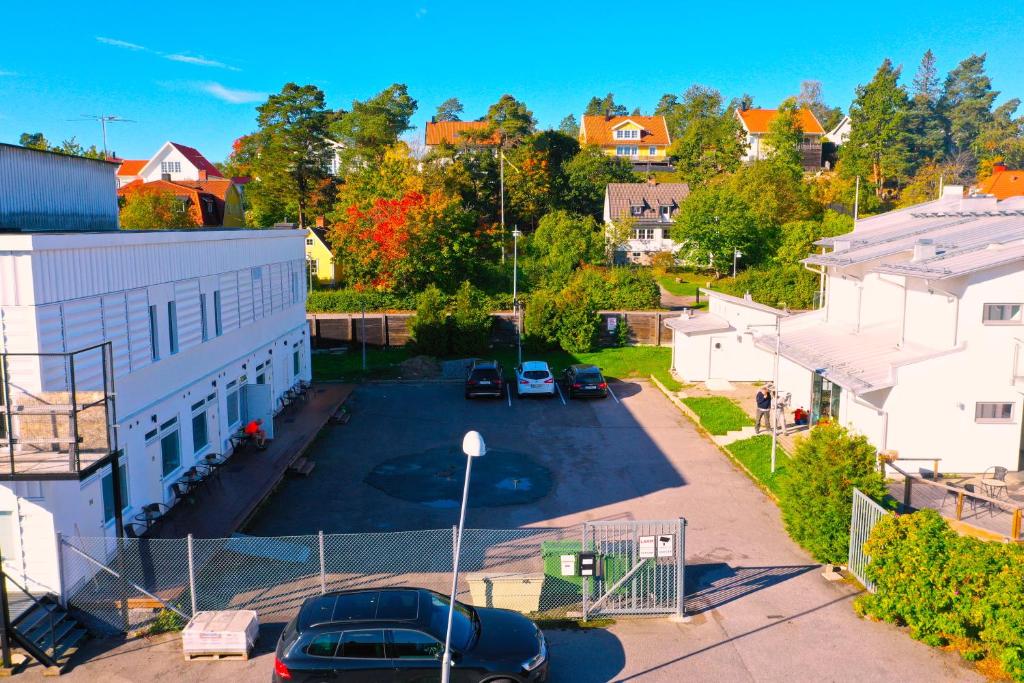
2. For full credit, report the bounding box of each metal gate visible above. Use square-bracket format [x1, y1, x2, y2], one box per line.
[848, 489, 888, 592]
[582, 519, 686, 619]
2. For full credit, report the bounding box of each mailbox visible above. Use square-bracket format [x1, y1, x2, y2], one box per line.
[578, 551, 600, 577]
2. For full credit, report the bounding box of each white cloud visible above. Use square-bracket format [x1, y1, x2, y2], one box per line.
[201, 82, 265, 104]
[96, 36, 148, 51]
[167, 54, 240, 71]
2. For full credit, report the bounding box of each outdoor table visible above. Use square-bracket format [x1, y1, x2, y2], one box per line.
[180, 469, 204, 486]
[203, 453, 226, 466]
[981, 478, 1008, 499]
[134, 508, 163, 529]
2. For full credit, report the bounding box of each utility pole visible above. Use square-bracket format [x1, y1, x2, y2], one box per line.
[73, 114, 135, 157]
[499, 142, 506, 264]
[853, 176, 861, 222]
[512, 228, 522, 365]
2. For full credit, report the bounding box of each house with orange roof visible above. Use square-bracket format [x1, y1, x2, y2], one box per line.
[579, 115, 671, 171]
[424, 120, 501, 148]
[975, 164, 1024, 200]
[735, 108, 824, 170]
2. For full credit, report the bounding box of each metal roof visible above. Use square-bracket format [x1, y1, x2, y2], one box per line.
[664, 312, 732, 335]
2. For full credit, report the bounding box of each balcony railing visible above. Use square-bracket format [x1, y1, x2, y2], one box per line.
[0, 343, 117, 480]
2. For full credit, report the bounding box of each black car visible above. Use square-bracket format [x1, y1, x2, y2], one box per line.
[465, 360, 505, 399]
[272, 587, 548, 683]
[563, 364, 608, 399]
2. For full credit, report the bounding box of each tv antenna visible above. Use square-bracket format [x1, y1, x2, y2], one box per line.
[68, 114, 136, 157]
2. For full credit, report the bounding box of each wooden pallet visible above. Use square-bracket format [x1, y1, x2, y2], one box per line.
[184, 650, 251, 662]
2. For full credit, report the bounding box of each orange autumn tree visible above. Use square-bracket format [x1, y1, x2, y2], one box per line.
[329, 190, 482, 292]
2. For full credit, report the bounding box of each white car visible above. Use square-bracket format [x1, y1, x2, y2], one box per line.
[515, 361, 557, 397]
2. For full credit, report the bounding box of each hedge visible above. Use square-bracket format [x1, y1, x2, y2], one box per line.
[858, 510, 1024, 681]
[308, 288, 513, 313]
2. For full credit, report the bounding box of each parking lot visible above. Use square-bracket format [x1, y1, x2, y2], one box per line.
[29, 380, 978, 681]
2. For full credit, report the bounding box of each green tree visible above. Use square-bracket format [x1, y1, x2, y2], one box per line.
[558, 114, 580, 137]
[841, 59, 912, 196]
[797, 80, 843, 131]
[762, 97, 804, 172]
[120, 189, 200, 229]
[525, 210, 604, 289]
[484, 94, 536, 142]
[775, 211, 852, 267]
[18, 132, 50, 150]
[523, 288, 560, 350]
[975, 99, 1024, 177]
[562, 145, 637, 219]
[244, 83, 334, 228]
[940, 53, 998, 157]
[905, 50, 947, 168]
[663, 85, 744, 186]
[672, 184, 765, 277]
[56, 137, 104, 159]
[434, 97, 464, 122]
[778, 421, 888, 564]
[409, 284, 449, 356]
[505, 131, 578, 228]
[584, 93, 627, 117]
[556, 272, 603, 353]
[729, 159, 815, 229]
[333, 83, 417, 160]
[449, 281, 492, 356]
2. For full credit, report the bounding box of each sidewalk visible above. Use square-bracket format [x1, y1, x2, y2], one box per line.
[152, 383, 353, 539]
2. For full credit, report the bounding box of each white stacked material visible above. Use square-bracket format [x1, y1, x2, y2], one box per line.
[182, 610, 259, 659]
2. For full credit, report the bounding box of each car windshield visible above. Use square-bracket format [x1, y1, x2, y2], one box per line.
[577, 373, 603, 384]
[471, 369, 500, 381]
[523, 370, 548, 380]
[427, 594, 476, 650]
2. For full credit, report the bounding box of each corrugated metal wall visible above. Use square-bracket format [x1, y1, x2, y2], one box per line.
[0, 144, 118, 232]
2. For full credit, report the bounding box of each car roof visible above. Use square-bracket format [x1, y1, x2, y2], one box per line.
[521, 361, 549, 371]
[569, 364, 600, 372]
[471, 359, 499, 368]
[298, 588, 423, 630]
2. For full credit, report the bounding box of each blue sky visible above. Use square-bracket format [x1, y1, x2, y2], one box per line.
[2, 1, 1023, 163]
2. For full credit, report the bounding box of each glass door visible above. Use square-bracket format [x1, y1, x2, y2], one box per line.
[811, 373, 841, 424]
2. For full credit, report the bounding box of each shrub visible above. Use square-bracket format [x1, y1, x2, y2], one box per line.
[858, 510, 1024, 680]
[607, 268, 661, 309]
[306, 288, 416, 312]
[409, 285, 449, 356]
[449, 282, 492, 356]
[148, 608, 185, 635]
[557, 274, 603, 353]
[614, 316, 630, 347]
[649, 251, 676, 276]
[720, 265, 819, 310]
[777, 421, 887, 564]
[523, 289, 560, 351]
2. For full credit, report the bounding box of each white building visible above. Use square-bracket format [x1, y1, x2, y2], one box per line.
[825, 115, 852, 146]
[668, 186, 1024, 474]
[0, 145, 310, 595]
[115, 141, 225, 187]
[736, 108, 825, 171]
[604, 181, 689, 265]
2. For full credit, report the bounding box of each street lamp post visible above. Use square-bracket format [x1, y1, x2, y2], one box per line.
[732, 249, 742, 279]
[441, 431, 486, 683]
[512, 228, 522, 366]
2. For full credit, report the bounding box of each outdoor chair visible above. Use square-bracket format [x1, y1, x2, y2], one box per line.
[171, 481, 196, 506]
[983, 466, 1009, 482]
[123, 522, 145, 539]
[941, 483, 978, 516]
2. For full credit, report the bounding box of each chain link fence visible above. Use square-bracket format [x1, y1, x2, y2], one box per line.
[59, 526, 594, 634]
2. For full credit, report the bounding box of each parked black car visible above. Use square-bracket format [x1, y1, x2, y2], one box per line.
[272, 588, 548, 683]
[464, 360, 505, 399]
[563, 364, 608, 399]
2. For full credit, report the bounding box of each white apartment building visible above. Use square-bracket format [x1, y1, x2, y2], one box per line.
[668, 186, 1024, 474]
[0, 144, 310, 595]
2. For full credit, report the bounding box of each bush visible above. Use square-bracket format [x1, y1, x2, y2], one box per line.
[557, 273, 603, 353]
[607, 268, 661, 309]
[523, 289, 561, 351]
[409, 285, 449, 356]
[614, 316, 630, 347]
[449, 282, 493, 356]
[719, 265, 819, 310]
[148, 608, 185, 635]
[777, 421, 887, 564]
[306, 288, 416, 312]
[649, 251, 676, 276]
[858, 510, 1024, 680]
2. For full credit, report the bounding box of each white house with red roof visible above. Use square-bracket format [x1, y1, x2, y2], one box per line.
[735, 108, 825, 170]
[115, 141, 224, 187]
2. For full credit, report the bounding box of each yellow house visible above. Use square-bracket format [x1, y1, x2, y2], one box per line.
[579, 115, 671, 164]
[305, 227, 341, 285]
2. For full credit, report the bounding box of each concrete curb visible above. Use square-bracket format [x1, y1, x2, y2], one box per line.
[649, 375, 781, 505]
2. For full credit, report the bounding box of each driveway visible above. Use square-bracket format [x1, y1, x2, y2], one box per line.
[28, 381, 978, 681]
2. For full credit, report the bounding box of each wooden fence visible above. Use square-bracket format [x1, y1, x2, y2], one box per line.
[307, 311, 673, 350]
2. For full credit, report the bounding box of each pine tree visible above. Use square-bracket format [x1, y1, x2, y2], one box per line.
[905, 50, 947, 168]
[434, 98, 464, 122]
[940, 53, 998, 156]
[841, 59, 912, 196]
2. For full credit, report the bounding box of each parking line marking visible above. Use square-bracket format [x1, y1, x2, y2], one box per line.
[607, 384, 621, 404]
[555, 383, 566, 406]
[507, 383, 512, 407]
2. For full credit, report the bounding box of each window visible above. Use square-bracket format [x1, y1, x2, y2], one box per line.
[226, 382, 241, 427]
[659, 205, 671, 220]
[629, 205, 644, 217]
[13, 481, 43, 501]
[389, 630, 443, 659]
[615, 145, 638, 157]
[632, 228, 655, 240]
[200, 293, 209, 341]
[167, 301, 178, 354]
[308, 259, 318, 275]
[160, 428, 180, 478]
[293, 349, 301, 377]
[614, 129, 639, 140]
[305, 238, 314, 246]
[101, 463, 129, 524]
[191, 401, 209, 455]
[975, 402, 1014, 423]
[982, 304, 1022, 324]
[337, 630, 386, 659]
[213, 290, 223, 336]
[305, 633, 341, 658]
[149, 305, 159, 360]
[649, 146, 657, 156]
[160, 161, 181, 174]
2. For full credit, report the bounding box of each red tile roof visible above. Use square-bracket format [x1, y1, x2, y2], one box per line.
[737, 108, 824, 135]
[580, 115, 670, 146]
[116, 159, 147, 176]
[168, 142, 223, 178]
[424, 121, 500, 146]
[977, 169, 1024, 200]
[117, 179, 226, 226]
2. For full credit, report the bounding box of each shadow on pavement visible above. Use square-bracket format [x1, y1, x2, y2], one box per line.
[684, 563, 817, 614]
[544, 626, 626, 683]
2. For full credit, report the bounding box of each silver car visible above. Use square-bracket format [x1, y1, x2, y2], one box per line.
[514, 361, 557, 397]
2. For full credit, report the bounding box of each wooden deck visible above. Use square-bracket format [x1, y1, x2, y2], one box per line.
[149, 383, 353, 539]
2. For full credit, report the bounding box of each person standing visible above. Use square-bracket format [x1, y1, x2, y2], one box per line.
[755, 386, 772, 434]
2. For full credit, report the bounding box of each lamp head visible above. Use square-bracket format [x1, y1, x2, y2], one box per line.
[462, 431, 486, 458]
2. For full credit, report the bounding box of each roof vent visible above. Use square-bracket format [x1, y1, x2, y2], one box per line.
[913, 238, 937, 262]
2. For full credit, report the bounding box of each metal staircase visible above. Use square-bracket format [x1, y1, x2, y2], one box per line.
[6, 591, 89, 676]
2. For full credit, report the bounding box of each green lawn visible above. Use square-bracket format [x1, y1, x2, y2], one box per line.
[725, 435, 790, 496]
[681, 396, 754, 435]
[312, 344, 673, 383]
